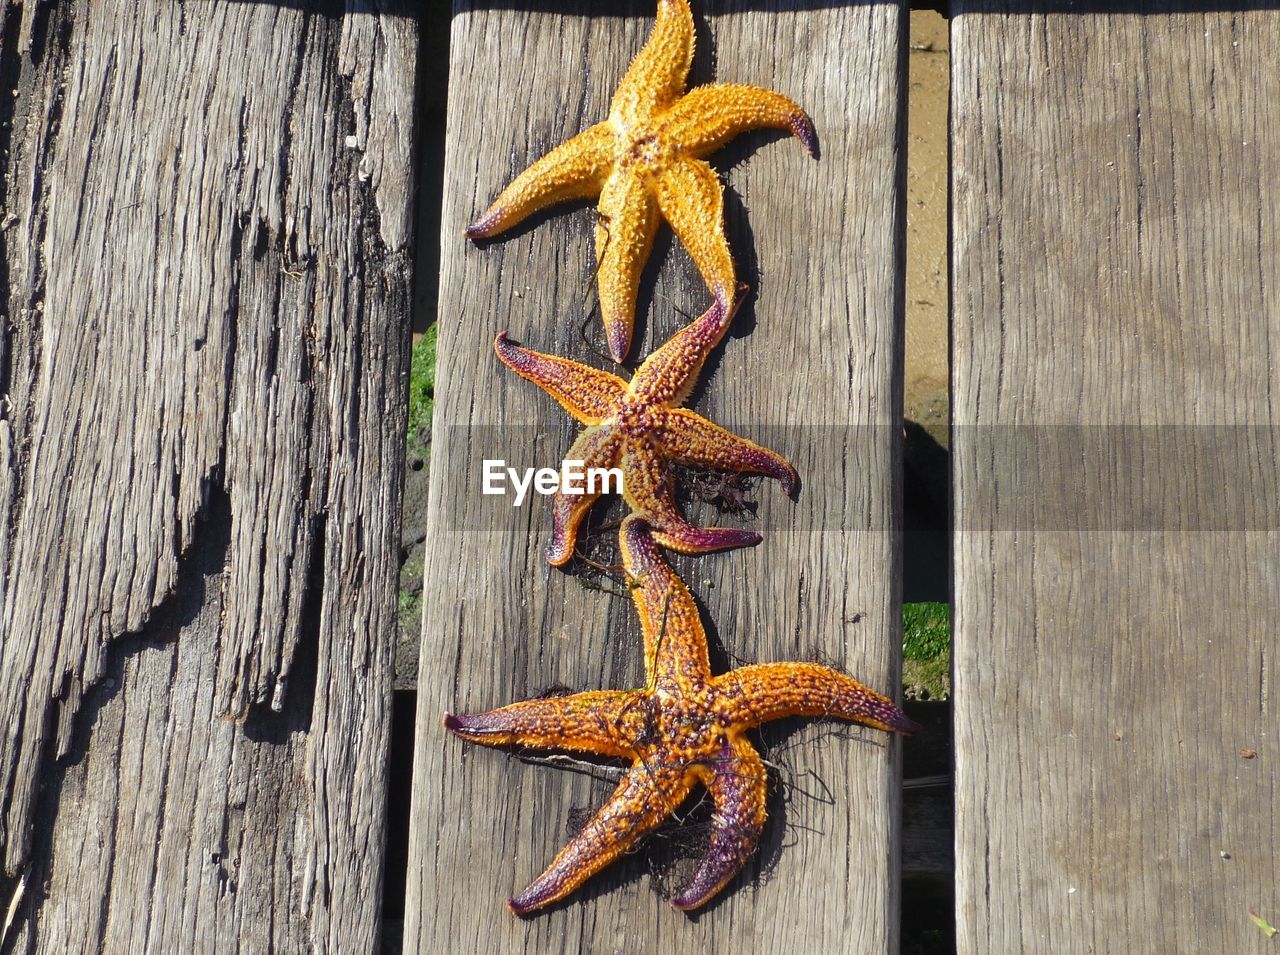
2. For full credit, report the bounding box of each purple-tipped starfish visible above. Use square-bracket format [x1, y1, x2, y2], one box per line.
[466, 0, 817, 361]
[496, 291, 796, 565]
[445, 517, 918, 914]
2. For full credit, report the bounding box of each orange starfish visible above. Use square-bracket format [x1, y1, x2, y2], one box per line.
[445, 518, 917, 915]
[465, 0, 817, 361]
[496, 292, 796, 565]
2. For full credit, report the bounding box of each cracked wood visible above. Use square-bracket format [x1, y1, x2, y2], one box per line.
[0, 0, 416, 950]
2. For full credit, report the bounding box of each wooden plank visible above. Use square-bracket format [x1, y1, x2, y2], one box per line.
[952, 6, 1280, 952]
[0, 0, 416, 949]
[406, 1, 905, 951]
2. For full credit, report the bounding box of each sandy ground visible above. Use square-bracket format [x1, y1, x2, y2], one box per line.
[902, 11, 950, 609]
[905, 9, 949, 449]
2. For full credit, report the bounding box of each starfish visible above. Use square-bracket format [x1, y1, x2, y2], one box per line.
[496, 291, 796, 565]
[445, 518, 918, 915]
[465, 0, 817, 361]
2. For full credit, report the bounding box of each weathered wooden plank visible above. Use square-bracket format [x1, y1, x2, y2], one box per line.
[407, 1, 905, 951]
[0, 0, 416, 949]
[952, 6, 1280, 952]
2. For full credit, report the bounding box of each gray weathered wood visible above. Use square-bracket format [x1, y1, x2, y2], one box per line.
[952, 6, 1280, 952]
[0, 0, 416, 949]
[407, 2, 905, 951]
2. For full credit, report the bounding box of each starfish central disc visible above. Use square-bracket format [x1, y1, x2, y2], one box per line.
[445, 518, 918, 914]
[466, 0, 817, 361]
[496, 292, 798, 565]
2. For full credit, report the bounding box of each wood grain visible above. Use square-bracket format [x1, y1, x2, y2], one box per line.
[406, 2, 906, 951]
[0, 0, 416, 949]
[952, 6, 1280, 952]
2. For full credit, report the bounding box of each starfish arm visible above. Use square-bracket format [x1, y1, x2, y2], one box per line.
[621, 447, 761, 560]
[508, 763, 693, 915]
[654, 408, 799, 497]
[610, 0, 695, 125]
[545, 426, 623, 566]
[444, 689, 648, 760]
[628, 290, 745, 406]
[713, 663, 921, 735]
[671, 738, 768, 911]
[465, 122, 615, 239]
[595, 170, 661, 361]
[546, 485, 601, 567]
[494, 332, 627, 424]
[652, 156, 736, 312]
[619, 516, 720, 688]
[663, 83, 818, 159]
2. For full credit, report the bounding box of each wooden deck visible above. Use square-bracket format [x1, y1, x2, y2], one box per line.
[952, 5, 1280, 952]
[0, 0, 415, 950]
[0, 0, 1275, 953]
[404, 2, 907, 951]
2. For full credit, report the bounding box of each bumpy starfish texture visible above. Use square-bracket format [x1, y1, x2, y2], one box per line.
[496, 293, 796, 565]
[445, 518, 918, 915]
[466, 0, 817, 361]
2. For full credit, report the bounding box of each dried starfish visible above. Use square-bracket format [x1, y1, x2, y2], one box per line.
[445, 518, 917, 914]
[466, 0, 817, 361]
[496, 292, 796, 565]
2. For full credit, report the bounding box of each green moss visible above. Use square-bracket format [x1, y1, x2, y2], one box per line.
[903, 601, 950, 660]
[903, 657, 950, 702]
[398, 551, 425, 628]
[407, 324, 437, 457]
[903, 601, 950, 701]
[398, 331, 434, 635]
[399, 587, 423, 620]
